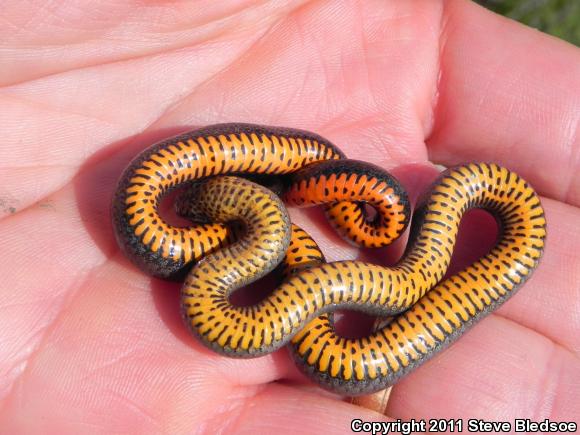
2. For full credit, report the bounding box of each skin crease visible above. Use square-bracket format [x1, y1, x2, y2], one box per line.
[0, 0, 579, 432]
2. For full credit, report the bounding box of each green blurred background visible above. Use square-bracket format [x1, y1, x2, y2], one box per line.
[477, 0, 579, 46]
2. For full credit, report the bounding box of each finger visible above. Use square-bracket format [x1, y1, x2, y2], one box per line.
[388, 316, 580, 421]
[427, 0, 580, 205]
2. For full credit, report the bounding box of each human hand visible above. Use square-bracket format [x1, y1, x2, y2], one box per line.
[0, 0, 578, 432]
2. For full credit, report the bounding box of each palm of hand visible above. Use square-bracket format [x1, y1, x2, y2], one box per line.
[1, 1, 578, 432]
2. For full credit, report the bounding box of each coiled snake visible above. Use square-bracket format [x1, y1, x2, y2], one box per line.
[112, 123, 546, 395]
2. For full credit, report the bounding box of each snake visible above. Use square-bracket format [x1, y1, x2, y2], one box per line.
[112, 123, 547, 395]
